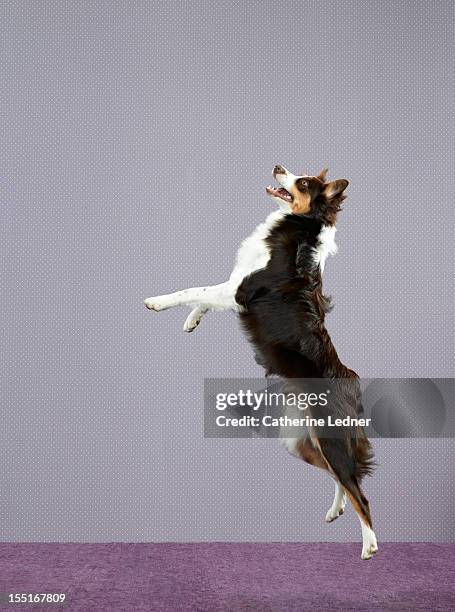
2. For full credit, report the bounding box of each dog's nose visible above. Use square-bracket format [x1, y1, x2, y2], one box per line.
[273, 164, 285, 176]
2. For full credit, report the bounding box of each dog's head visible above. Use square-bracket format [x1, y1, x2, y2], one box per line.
[266, 165, 349, 225]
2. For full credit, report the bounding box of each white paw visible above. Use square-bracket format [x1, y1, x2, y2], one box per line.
[361, 543, 378, 560]
[144, 297, 168, 311]
[183, 316, 201, 332]
[325, 506, 345, 523]
[361, 532, 378, 560]
[325, 494, 346, 523]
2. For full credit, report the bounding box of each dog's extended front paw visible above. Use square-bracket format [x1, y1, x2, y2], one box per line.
[183, 312, 202, 332]
[144, 297, 168, 311]
[183, 319, 200, 332]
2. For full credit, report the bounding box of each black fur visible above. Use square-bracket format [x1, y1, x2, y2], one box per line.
[235, 213, 375, 489]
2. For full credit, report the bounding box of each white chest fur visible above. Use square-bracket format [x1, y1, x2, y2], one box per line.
[229, 210, 285, 286]
[313, 225, 337, 273]
[229, 212, 337, 289]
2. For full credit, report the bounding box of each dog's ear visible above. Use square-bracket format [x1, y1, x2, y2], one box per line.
[316, 167, 328, 181]
[323, 179, 349, 199]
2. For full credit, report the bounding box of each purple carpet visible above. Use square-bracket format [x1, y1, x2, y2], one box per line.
[0, 543, 454, 611]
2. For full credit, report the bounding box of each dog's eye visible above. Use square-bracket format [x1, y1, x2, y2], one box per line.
[300, 180, 309, 188]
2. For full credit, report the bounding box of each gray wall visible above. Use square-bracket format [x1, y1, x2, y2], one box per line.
[1, 0, 453, 541]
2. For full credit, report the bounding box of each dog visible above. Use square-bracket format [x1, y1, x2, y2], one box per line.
[144, 164, 378, 559]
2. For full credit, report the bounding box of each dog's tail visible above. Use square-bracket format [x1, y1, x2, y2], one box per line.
[316, 433, 374, 484]
[315, 379, 376, 482]
[352, 433, 376, 480]
[352, 393, 376, 479]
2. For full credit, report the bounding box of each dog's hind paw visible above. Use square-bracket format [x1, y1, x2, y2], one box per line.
[325, 506, 344, 523]
[325, 492, 346, 523]
[361, 542, 379, 560]
[361, 529, 378, 559]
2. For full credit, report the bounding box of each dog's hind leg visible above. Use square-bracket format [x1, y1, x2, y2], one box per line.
[325, 481, 347, 523]
[294, 438, 328, 469]
[294, 439, 346, 523]
[342, 478, 378, 559]
[315, 437, 378, 559]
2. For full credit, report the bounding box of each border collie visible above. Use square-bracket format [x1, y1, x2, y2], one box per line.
[144, 165, 378, 560]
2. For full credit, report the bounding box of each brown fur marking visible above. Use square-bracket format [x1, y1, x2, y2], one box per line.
[296, 438, 329, 471]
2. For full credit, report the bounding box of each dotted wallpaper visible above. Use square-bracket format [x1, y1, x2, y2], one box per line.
[0, 0, 453, 542]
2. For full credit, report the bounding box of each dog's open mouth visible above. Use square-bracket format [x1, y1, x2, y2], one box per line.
[266, 185, 293, 202]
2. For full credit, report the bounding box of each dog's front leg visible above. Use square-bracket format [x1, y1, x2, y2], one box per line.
[144, 286, 213, 311]
[144, 282, 236, 313]
[183, 306, 208, 332]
